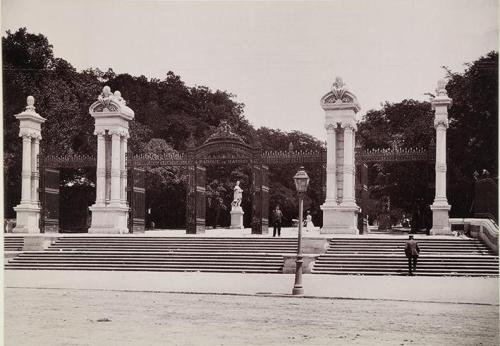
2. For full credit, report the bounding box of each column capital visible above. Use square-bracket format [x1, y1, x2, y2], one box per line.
[340, 120, 357, 131]
[325, 122, 338, 132]
[94, 129, 106, 136]
[108, 128, 129, 138]
[434, 119, 449, 129]
[19, 129, 41, 140]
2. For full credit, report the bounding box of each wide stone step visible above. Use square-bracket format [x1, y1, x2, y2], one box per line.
[9, 259, 282, 266]
[5, 263, 281, 271]
[50, 244, 297, 248]
[313, 263, 499, 269]
[46, 248, 295, 254]
[12, 254, 284, 263]
[311, 270, 496, 277]
[3, 237, 24, 251]
[4, 266, 281, 273]
[53, 237, 297, 243]
[18, 251, 284, 257]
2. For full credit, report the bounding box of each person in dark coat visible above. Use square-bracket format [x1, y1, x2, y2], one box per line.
[405, 235, 420, 276]
[272, 205, 283, 237]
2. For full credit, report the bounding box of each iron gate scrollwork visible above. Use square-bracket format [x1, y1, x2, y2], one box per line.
[128, 167, 146, 233]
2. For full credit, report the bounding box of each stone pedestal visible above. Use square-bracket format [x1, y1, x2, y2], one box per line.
[429, 80, 452, 236]
[88, 205, 129, 234]
[430, 203, 451, 235]
[13, 205, 41, 234]
[88, 87, 134, 234]
[321, 204, 359, 234]
[230, 207, 244, 229]
[13, 96, 46, 233]
[320, 77, 361, 234]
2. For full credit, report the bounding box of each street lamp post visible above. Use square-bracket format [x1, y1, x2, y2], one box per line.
[292, 166, 310, 296]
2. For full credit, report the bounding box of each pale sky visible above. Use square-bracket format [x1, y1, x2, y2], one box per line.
[2, 0, 498, 140]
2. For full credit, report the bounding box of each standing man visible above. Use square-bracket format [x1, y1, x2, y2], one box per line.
[405, 235, 420, 276]
[272, 205, 283, 237]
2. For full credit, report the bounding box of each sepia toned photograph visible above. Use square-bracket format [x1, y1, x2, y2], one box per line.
[1, 0, 498, 345]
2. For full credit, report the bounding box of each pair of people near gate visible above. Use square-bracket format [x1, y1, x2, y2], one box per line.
[272, 206, 315, 237]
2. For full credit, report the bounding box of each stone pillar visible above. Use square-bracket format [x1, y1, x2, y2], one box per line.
[320, 77, 360, 234]
[120, 135, 128, 204]
[89, 87, 134, 234]
[31, 137, 41, 205]
[20, 135, 33, 204]
[430, 80, 452, 235]
[341, 121, 356, 206]
[13, 96, 46, 233]
[325, 124, 337, 203]
[95, 130, 106, 206]
[110, 131, 121, 205]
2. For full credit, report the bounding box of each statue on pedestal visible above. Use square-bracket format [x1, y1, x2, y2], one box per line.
[232, 181, 243, 208]
[230, 181, 244, 229]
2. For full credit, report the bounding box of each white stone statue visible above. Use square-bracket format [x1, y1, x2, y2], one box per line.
[305, 210, 316, 232]
[232, 181, 243, 208]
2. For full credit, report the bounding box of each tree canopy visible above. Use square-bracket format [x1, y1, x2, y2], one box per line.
[3, 28, 497, 226]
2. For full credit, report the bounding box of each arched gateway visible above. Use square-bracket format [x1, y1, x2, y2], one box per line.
[128, 120, 271, 234]
[14, 79, 452, 235]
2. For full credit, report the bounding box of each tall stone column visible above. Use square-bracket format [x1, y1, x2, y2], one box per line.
[31, 137, 41, 205]
[21, 134, 33, 205]
[325, 124, 337, 203]
[320, 77, 360, 234]
[430, 80, 452, 235]
[341, 121, 356, 206]
[120, 134, 128, 204]
[95, 130, 106, 206]
[89, 87, 134, 234]
[13, 96, 46, 233]
[110, 131, 122, 205]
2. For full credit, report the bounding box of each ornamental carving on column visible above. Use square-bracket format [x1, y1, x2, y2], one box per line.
[320, 77, 361, 112]
[108, 129, 129, 138]
[94, 129, 106, 136]
[324, 77, 354, 103]
[92, 86, 129, 113]
[325, 123, 338, 132]
[434, 118, 449, 129]
[19, 129, 41, 139]
[341, 119, 357, 131]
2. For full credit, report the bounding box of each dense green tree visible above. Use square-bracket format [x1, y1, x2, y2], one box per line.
[357, 52, 498, 219]
[3, 27, 496, 228]
[445, 51, 498, 216]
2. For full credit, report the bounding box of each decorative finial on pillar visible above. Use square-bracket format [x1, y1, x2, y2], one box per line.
[113, 90, 126, 105]
[26, 95, 36, 112]
[436, 79, 448, 97]
[332, 77, 345, 90]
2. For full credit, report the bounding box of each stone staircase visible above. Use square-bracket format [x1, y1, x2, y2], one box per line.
[5, 236, 297, 273]
[4, 236, 24, 251]
[312, 238, 499, 276]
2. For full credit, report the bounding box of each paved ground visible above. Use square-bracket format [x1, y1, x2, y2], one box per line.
[5, 287, 499, 346]
[5, 271, 499, 304]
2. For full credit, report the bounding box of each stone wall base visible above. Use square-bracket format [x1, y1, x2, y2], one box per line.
[283, 254, 318, 274]
[13, 204, 41, 234]
[320, 203, 359, 235]
[89, 204, 129, 234]
[430, 203, 452, 235]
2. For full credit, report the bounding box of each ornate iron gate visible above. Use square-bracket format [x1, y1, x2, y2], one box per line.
[128, 167, 146, 233]
[186, 165, 206, 234]
[39, 168, 60, 233]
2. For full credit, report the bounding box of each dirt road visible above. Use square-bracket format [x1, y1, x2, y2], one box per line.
[5, 288, 498, 346]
